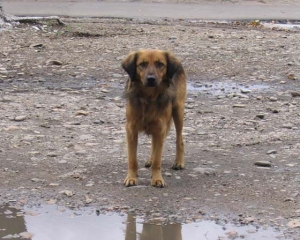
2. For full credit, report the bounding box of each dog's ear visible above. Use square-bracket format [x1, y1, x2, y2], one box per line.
[122, 52, 138, 81]
[165, 51, 183, 80]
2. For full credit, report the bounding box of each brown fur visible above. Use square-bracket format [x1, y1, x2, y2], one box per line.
[121, 49, 186, 187]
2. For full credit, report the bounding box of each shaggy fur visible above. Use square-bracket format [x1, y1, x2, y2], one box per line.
[122, 49, 186, 187]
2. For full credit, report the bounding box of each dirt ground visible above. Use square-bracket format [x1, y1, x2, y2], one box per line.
[0, 15, 300, 238]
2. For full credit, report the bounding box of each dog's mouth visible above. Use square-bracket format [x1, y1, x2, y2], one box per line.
[145, 82, 157, 87]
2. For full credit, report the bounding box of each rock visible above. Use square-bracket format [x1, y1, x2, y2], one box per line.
[165, 172, 172, 177]
[0, 68, 8, 75]
[254, 161, 272, 167]
[93, 120, 105, 124]
[267, 150, 277, 154]
[19, 232, 33, 239]
[60, 190, 73, 197]
[226, 231, 238, 238]
[287, 219, 300, 229]
[101, 89, 109, 93]
[30, 43, 43, 48]
[232, 104, 246, 108]
[48, 60, 63, 65]
[269, 96, 278, 102]
[31, 178, 45, 183]
[47, 152, 59, 157]
[241, 88, 252, 93]
[256, 113, 265, 119]
[291, 91, 300, 97]
[14, 115, 27, 121]
[4, 126, 20, 131]
[75, 110, 89, 116]
[85, 196, 93, 204]
[49, 183, 60, 187]
[112, 73, 123, 78]
[2, 234, 20, 239]
[193, 167, 216, 175]
[282, 124, 293, 129]
[287, 74, 296, 80]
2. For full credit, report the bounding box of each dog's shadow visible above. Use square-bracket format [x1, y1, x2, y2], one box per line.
[125, 214, 182, 240]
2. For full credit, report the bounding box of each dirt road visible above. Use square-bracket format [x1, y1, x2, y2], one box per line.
[1, 2, 300, 239]
[3, 1, 300, 19]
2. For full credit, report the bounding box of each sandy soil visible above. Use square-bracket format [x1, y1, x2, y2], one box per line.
[0, 16, 300, 237]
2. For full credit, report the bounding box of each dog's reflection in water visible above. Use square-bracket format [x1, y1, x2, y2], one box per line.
[125, 214, 182, 240]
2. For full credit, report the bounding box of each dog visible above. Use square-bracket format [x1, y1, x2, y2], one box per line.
[121, 49, 186, 187]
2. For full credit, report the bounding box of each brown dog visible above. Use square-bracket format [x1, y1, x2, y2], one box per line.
[121, 49, 186, 187]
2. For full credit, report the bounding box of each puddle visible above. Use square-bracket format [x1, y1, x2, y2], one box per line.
[188, 81, 269, 96]
[262, 22, 300, 31]
[0, 204, 290, 240]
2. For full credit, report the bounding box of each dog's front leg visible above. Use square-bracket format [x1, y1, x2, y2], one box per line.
[151, 129, 166, 188]
[124, 122, 139, 187]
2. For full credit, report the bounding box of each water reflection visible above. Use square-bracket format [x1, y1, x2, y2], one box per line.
[0, 205, 27, 239]
[0, 204, 291, 240]
[125, 215, 182, 240]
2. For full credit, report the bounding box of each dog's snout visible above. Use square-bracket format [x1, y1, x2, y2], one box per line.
[146, 76, 156, 86]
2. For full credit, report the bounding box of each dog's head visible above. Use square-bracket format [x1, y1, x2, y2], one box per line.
[122, 49, 182, 87]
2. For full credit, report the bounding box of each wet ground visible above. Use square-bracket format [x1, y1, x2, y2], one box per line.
[0, 204, 290, 240]
[1, 11, 300, 240]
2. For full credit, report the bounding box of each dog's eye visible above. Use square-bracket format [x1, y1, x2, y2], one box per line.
[156, 62, 164, 69]
[138, 62, 148, 69]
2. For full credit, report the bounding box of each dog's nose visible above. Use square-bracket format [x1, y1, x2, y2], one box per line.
[147, 76, 156, 85]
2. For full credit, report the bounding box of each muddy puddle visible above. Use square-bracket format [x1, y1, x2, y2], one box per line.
[0, 204, 290, 240]
[187, 81, 270, 96]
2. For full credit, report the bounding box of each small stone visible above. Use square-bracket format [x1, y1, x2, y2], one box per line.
[267, 150, 277, 154]
[112, 73, 123, 78]
[93, 120, 105, 124]
[19, 232, 33, 239]
[47, 152, 59, 157]
[269, 96, 278, 102]
[287, 74, 296, 80]
[30, 43, 43, 48]
[60, 190, 73, 197]
[254, 161, 272, 167]
[75, 110, 89, 116]
[193, 167, 216, 175]
[14, 115, 27, 121]
[31, 178, 45, 183]
[5, 126, 20, 131]
[282, 124, 293, 129]
[2, 234, 20, 239]
[232, 104, 246, 108]
[49, 183, 60, 187]
[0, 68, 8, 75]
[165, 172, 172, 177]
[241, 88, 252, 93]
[287, 219, 300, 229]
[256, 113, 265, 119]
[49, 60, 63, 66]
[291, 91, 300, 97]
[85, 196, 93, 204]
[101, 89, 109, 93]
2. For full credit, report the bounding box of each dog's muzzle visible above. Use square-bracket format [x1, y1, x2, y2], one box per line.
[146, 75, 157, 87]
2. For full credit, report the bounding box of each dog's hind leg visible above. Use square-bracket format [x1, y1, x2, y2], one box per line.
[172, 105, 185, 170]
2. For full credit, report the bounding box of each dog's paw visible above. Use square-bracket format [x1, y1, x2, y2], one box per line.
[172, 163, 185, 170]
[151, 177, 166, 188]
[144, 160, 152, 168]
[124, 176, 138, 187]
